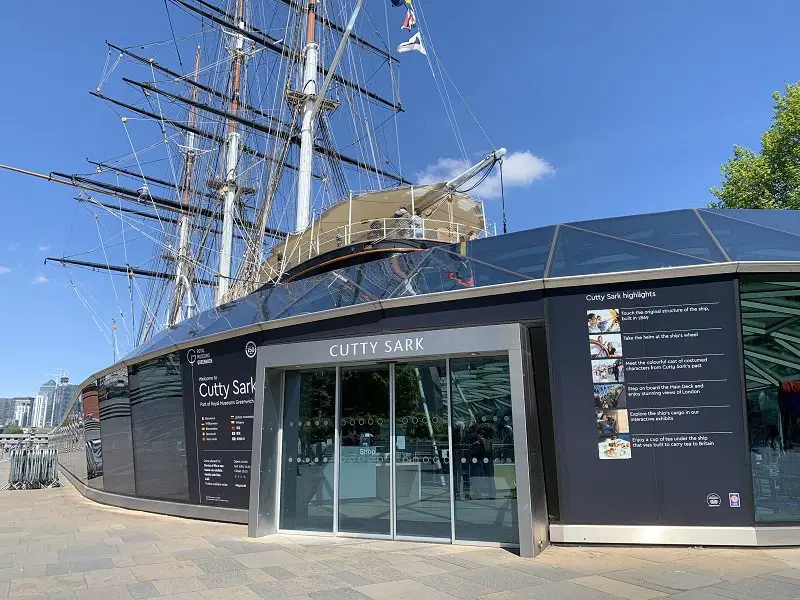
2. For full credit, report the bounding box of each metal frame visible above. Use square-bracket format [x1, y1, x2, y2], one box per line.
[248, 324, 545, 556]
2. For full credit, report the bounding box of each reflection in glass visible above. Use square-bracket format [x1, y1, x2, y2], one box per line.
[97, 369, 136, 495]
[82, 384, 103, 485]
[338, 365, 391, 535]
[742, 277, 800, 522]
[280, 369, 336, 531]
[450, 356, 518, 544]
[129, 353, 189, 502]
[394, 362, 451, 538]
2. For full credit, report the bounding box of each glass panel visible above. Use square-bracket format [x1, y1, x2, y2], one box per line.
[699, 210, 800, 262]
[548, 225, 706, 278]
[450, 356, 518, 544]
[129, 353, 189, 502]
[573, 210, 726, 262]
[707, 209, 800, 237]
[83, 384, 103, 486]
[741, 276, 800, 522]
[466, 226, 556, 281]
[280, 369, 336, 531]
[338, 365, 391, 535]
[394, 361, 451, 538]
[97, 369, 136, 495]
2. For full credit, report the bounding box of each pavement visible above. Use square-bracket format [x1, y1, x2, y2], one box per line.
[3, 459, 800, 599]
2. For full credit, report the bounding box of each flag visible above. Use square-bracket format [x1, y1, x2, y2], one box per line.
[397, 32, 426, 55]
[402, 8, 417, 31]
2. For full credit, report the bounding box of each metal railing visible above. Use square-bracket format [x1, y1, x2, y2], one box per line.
[280, 217, 494, 275]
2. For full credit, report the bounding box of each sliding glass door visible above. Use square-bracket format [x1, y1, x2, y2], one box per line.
[394, 361, 451, 539]
[278, 355, 516, 545]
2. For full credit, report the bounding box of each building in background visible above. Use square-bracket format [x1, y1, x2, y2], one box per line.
[0, 397, 15, 426]
[12, 397, 33, 428]
[31, 394, 49, 428]
[50, 377, 77, 427]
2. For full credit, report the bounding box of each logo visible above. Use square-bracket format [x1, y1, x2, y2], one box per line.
[187, 348, 196, 365]
[729, 492, 740, 508]
[245, 341, 257, 359]
[706, 493, 721, 507]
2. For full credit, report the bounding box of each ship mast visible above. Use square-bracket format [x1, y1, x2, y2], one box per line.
[168, 45, 203, 326]
[294, 0, 319, 233]
[217, 0, 248, 304]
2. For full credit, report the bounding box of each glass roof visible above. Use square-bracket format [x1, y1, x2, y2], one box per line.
[123, 208, 800, 362]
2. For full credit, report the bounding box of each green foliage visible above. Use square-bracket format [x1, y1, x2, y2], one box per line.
[3, 424, 23, 435]
[711, 83, 800, 209]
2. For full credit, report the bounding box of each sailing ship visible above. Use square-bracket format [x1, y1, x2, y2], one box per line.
[1, 0, 506, 357]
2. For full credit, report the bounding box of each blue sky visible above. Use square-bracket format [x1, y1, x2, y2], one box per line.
[1, 0, 799, 397]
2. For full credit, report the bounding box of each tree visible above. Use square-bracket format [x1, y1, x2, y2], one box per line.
[710, 83, 800, 209]
[3, 424, 23, 435]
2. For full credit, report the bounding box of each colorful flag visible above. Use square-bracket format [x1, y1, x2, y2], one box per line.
[397, 32, 426, 55]
[402, 8, 417, 31]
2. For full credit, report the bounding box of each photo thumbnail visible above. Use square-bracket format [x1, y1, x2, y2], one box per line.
[591, 358, 624, 383]
[598, 434, 632, 460]
[596, 409, 629, 436]
[587, 309, 621, 334]
[594, 383, 627, 409]
[589, 333, 623, 359]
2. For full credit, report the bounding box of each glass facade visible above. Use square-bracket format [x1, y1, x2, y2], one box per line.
[741, 276, 800, 523]
[129, 353, 189, 502]
[97, 369, 136, 495]
[450, 356, 518, 544]
[338, 365, 391, 535]
[394, 361, 451, 539]
[120, 209, 800, 363]
[280, 369, 336, 531]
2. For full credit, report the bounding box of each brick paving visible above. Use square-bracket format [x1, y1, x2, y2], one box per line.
[3, 458, 800, 599]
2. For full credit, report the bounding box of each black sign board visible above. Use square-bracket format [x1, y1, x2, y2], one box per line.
[547, 277, 753, 526]
[181, 337, 258, 508]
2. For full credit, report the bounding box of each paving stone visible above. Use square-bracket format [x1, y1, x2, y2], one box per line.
[130, 554, 174, 566]
[233, 549, 306, 569]
[414, 571, 497, 597]
[309, 589, 373, 600]
[201, 585, 263, 600]
[708, 575, 800, 599]
[455, 565, 550, 592]
[571, 575, 667, 600]
[355, 579, 457, 600]
[73, 584, 134, 600]
[152, 576, 207, 595]
[128, 562, 204, 581]
[118, 534, 158, 544]
[199, 570, 256, 589]
[126, 581, 159, 599]
[332, 570, 375, 587]
[260, 566, 298, 580]
[602, 565, 724, 593]
[46, 563, 72, 576]
[192, 557, 249, 574]
[501, 581, 622, 600]
[68, 558, 115, 573]
[83, 568, 139, 588]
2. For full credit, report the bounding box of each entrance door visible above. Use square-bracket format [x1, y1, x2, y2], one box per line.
[338, 365, 391, 535]
[394, 361, 452, 540]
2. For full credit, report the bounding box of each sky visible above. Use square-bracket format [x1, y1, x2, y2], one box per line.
[1, 0, 799, 397]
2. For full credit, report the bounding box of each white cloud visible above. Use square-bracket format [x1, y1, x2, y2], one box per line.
[417, 151, 554, 199]
[37, 245, 51, 252]
[32, 273, 49, 285]
[0, 265, 10, 275]
[7, 243, 19, 251]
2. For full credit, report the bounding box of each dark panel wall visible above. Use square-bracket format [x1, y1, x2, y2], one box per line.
[547, 276, 753, 526]
[129, 353, 189, 502]
[97, 369, 136, 496]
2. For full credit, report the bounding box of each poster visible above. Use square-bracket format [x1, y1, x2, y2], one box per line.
[181, 337, 258, 508]
[549, 277, 753, 526]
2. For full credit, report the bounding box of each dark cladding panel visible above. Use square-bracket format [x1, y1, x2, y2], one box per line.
[97, 369, 136, 496]
[181, 336, 259, 508]
[129, 353, 189, 502]
[547, 277, 753, 526]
